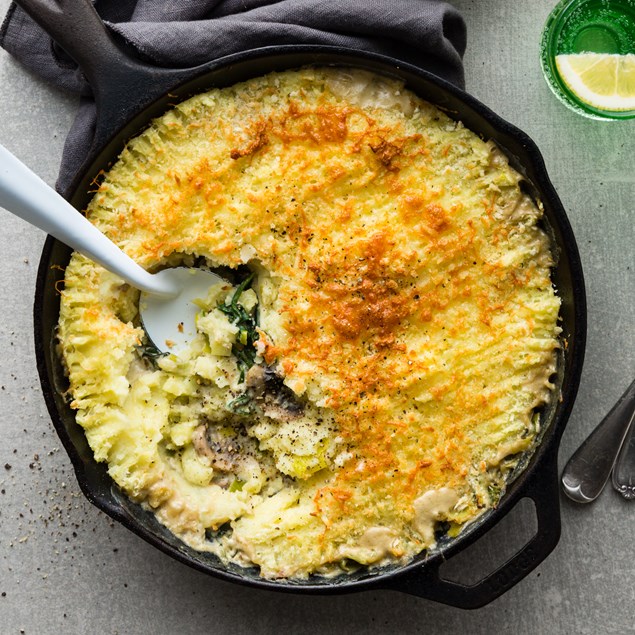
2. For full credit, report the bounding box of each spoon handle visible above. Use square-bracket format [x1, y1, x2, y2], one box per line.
[561, 377, 635, 503]
[611, 388, 635, 500]
[0, 144, 177, 297]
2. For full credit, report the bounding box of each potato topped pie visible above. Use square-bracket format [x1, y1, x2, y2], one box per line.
[58, 68, 561, 579]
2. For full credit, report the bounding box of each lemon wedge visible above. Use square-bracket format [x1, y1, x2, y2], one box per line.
[555, 53, 635, 111]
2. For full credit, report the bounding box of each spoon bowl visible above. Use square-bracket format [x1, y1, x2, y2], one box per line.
[561, 377, 635, 503]
[140, 268, 224, 352]
[0, 143, 215, 352]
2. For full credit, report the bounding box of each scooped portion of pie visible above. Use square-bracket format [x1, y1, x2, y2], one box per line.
[57, 67, 561, 579]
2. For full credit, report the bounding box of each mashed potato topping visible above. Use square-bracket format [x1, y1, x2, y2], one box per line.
[57, 68, 561, 579]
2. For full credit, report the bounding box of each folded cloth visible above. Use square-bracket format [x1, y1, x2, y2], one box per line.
[1, 0, 466, 193]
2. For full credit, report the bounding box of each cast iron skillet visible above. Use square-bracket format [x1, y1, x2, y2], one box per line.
[20, 0, 586, 609]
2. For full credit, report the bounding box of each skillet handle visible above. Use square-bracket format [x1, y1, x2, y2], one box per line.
[14, 0, 196, 154]
[381, 449, 561, 609]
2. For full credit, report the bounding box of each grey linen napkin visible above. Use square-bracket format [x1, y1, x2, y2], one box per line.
[1, 0, 466, 194]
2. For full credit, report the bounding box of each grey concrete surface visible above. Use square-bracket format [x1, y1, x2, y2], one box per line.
[0, 1, 633, 633]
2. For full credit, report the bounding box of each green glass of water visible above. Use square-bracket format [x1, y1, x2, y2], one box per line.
[540, 0, 635, 119]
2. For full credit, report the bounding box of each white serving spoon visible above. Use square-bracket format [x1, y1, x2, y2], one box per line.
[0, 144, 222, 352]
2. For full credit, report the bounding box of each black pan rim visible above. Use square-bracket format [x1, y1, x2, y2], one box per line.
[33, 44, 587, 602]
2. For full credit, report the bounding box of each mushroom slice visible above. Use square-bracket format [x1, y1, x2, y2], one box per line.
[245, 364, 304, 421]
[192, 423, 243, 473]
